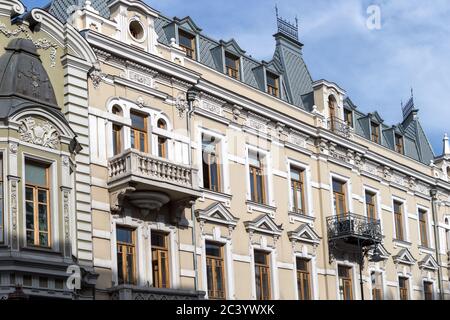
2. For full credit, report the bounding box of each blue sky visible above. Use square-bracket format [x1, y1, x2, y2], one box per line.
[22, 0, 450, 155]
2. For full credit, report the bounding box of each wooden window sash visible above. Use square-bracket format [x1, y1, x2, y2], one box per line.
[179, 31, 196, 59]
[225, 54, 240, 79]
[291, 169, 305, 214]
[204, 151, 222, 193]
[424, 282, 433, 300]
[296, 260, 311, 300]
[255, 264, 271, 300]
[267, 74, 279, 97]
[206, 246, 226, 299]
[113, 125, 122, 156]
[395, 136, 404, 154]
[371, 124, 380, 143]
[250, 165, 265, 204]
[25, 164, 51, 248]
[394, 203, 404, 241]
[366, 193, 376, 220]
[419, 211, 428, 247]
[152, 248, 170, 288]
[131, 112, 148, 153]
[157, 136, 168, 159]
[333, 182, 347, 218]
[117, 230, 136, 285]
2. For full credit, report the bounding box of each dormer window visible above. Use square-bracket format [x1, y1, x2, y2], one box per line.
[225, 52, 240, 80]
[178, 29, 196, 59]
[344, 109, 353, 128]
[395, 134, 404, 155]
[371, 122, 380, 143]
[266, 72, 279, 97]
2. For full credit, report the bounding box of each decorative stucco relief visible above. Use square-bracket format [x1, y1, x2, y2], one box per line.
[19, 117, 60, 149]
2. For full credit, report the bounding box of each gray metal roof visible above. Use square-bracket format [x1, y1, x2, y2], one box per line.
[47, 0, 110, 23]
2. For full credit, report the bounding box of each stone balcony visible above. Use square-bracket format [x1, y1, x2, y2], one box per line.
[108, 285, 205, 300]
[107, 149, 201, 216]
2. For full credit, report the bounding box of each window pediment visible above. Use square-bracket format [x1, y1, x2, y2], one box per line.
[419, 254, 439, 271]
[393, 248, 416, 266]
[245, 214, 283, 237]
[195, 202, 238, 228]
[288, 224, 321, 245]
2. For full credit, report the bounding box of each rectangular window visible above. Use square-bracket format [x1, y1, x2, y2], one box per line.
[424, 281, 433, 300]
[202, 135, 221, 192]
[206, 241, 226, 300]
[419, 209, 429, 247]
[25, 161, 51, 248]
[365, 191, 377, 220]
[332, 179, 347, 218]
[112, 124, 122, 156]
[116, 227, 136, 285]
[344, 109, 353, 128]
[151, 231, 170, 289]
[130, 111, 148, 153]
[0, 156, 3, 244]
[371, 122, 380, 143]
[395, 134, 404, 154]
[399, 277, 409, 300]
[254, 250, 271, 300]
[266, 72, 279, 97]
[393, 201, 404, 241]
[249, 152, 266, 204]
[371, 272, 383, 300]
[290, 167, 306, 214]
[179, 29, 196, 59]
[338, 266, 353, 300]
[296, 258, 312, 300]
[225, 52, 240, 80]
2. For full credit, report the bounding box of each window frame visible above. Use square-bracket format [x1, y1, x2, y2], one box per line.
[253, 249, 272, 300]
[296, 258, 312, 300]
[25, 160, 52, 248]
[344, 109, 353, 128]
[151, 231, 170, 289]
[116, 226, 137, 285]
[290, 166, 306, 215]
[365, 190, 377, 221]
[201, 134, 222, 193]
[371, 122, 380, 143]
[266, 72, 280, 98]
[395, 134, 404, 155]
[370, 271, 384, 300]
[178, 29, 196, 60]
[249, 152, 266, 204]
[337, 265, 354, 301]
[418, 208, 429, 248]
[332, 179, 347, 218]
[393, 200, 405, 241]
[398, 276, 410, 300]
[205, 241, 226, 300]
[224, 51, 240, 80]
[130, 110, 148, 153]
[423, 280, 434, 300]
[112, 124, 123, 156]
[0, 154, 3, 245]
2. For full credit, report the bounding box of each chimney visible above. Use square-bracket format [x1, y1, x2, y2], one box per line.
[443, 133, 450, 157]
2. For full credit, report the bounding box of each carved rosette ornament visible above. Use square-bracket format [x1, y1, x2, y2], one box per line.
[19, 117, 60, 149]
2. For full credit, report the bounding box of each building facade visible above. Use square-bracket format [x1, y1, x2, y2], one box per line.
[2, 0, 450, 300]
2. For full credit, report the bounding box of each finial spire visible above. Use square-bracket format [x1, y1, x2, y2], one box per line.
[444, 133, 450, 156]
[275, 6, 299, 41]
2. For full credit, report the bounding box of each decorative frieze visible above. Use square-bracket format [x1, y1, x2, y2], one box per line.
[244, 112, 270, 134]
[196, 92, 225, 116]
[288, 129, 308, 149]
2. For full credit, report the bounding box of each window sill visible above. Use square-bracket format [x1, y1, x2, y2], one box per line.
[200, 188, 232, 207]
[246, 201, 276, 217]
[393, 239, 412, 248]
[288, 211, 316, 225]
[418, 245, 435, 255]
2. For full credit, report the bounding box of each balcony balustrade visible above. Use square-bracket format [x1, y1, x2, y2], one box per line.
[327, 212, 382, 247]
[327, 117, 353, 139]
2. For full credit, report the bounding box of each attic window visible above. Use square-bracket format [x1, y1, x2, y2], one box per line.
[225, 52, 240, 80]
[266, 72, 279, 98]
[395, 134, 404, 155]
[178, 29, 196, 59]
[371, 122, 380, 144]
[129, 20, 145, 41]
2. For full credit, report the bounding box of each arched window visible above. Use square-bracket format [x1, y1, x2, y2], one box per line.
[112, 105, 123, 116]
[156, 118, 169, 159]
[328, 95, 338, 131]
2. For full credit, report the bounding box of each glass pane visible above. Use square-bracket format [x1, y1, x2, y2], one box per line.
[117, 249, 124, 284]
[332, 180, 343, 193]
[130, 130, 136, 149]
[262, 269, 270, 299]
[26, 202, 34, 229]
[290, 169, 301, 181]
[254, 251, 267, 265]
[267, 73, 277, 87]
[255, 267, 261, 299]
[26, 230, 34, 245]
[206, 262, 214, 293]
[26, 187, 33, 201]
[296, 259, 308, 271]
[38, 204, 48, 231]
[126, 251, 134, 284]
[139, 133, 146, 152]
[151, 232, 166, 248]
[302, 276, 311, 300]
[248, 152, 260, 167]
[179, 31, 193, 49]
[256, 175, 264, 203]
[38, 190, 47, 203]
[160, 252, 168, 288]
[206, 242, 222, 258]
[116, 228, 133, 244]
[130, 113, 146, 130]
[39, 233, 49, 247]
[25, 162, 47, 186]
[216, 262, 224, 292]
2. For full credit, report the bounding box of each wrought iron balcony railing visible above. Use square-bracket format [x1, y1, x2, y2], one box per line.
[327, 117, 353, 139]
[327, 213, 383, 245]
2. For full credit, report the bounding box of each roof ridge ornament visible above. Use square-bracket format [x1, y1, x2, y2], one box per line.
[402, 87, 417, 119]
[275, 5, 299, 42]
